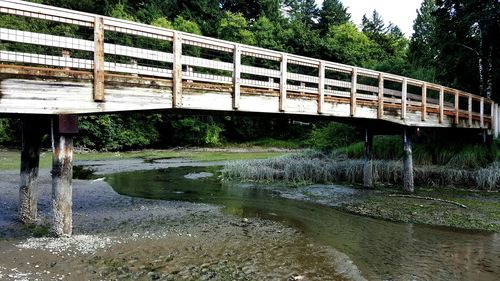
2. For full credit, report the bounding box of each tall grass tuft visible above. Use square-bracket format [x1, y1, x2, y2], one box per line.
[222, 152, 500, 190]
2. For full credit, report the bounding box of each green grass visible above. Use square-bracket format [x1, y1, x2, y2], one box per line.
[0, 149, 285, 171]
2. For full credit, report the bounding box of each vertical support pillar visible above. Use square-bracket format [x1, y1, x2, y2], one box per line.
[363, 128, 374, 188]
[378, 73, 384, 119]
[401, 78, 407, 120]
[93, 16, 105, 101]
[491, 102, 495, 136]
[438, 86, 444, 123]
[279, 53, 287, 112]
[455, 91, 460, 125]
[51, 115, 78, 237]
[468, 94, 473, 127]
[496, 104, 499, 139]
[350, 67, 357, 117]
[318, 61, 325, 114]
[233, 44, 241, 109]
[19, 116, 45, 224]
[421, 83, 427, 121]
[480, 97, 484, 128]
[172, 32, 183, 108]
[403, 128, 414, 193]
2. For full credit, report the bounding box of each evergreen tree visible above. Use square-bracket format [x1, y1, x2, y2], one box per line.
[318, 0, 350, 34]
[410, 0, 438, 66]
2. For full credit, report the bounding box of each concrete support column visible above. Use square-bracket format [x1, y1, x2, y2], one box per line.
[403, 128, 414, 193]
[19, 116, 45, 224]
[51, 115, 78, 236]
[363, 128, 374, 188]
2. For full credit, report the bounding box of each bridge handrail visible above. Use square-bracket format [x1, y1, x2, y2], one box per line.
[0, 0, 498, 134]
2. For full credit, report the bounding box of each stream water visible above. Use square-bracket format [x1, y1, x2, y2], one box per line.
[106, 166, 500, 281]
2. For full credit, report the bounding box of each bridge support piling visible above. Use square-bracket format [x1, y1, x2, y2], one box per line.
[51, 115, 78, 236]
[363, 128, 374, 188]
[403, 128, 414, 193]
[19, 116, 45, 224]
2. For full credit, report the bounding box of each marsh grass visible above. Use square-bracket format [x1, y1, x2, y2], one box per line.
[222, 152, 500, 190]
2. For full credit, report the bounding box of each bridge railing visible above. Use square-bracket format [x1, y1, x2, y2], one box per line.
[0, 0, 498, 135]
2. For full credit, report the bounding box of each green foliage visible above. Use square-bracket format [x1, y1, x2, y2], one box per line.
[0, 119, 16, 144]
[217, 12, 255, 45]
[170, 117, 224, 146]
[77, 114, 160, 151]
[318, 0, 350, 34]
[306, 122, 358, 150]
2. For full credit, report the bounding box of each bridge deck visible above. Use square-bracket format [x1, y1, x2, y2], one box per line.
[0, 0, 498, 135]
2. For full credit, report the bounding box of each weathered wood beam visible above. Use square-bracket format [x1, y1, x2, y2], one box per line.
[19, 116, 45, 224]
[318, 61, 325, 114]
[401, 78, 407, 120]
[93, 16, 104, 101]
[363, 128, 374, 188]
[455, 91, 460, 125]
[232, 44, 241, 109]
[377, 73, 384, 119]
[51, 115, 78, 237]
[468, 94, 473, 127]
[480, 97, 484, 128]
[350, 68, 357, 117]
[421, 83, 427, 121]
[172, 32, 182, 108]
[279, 53, 287, 112]
[438, 86, 444, 123]
[403, 128, 414, 193]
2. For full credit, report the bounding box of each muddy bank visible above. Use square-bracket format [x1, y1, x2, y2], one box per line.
[0, 164, 365, 280]
[244, 183, 500, 232]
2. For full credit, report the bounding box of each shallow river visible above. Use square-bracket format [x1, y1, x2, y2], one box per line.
[107, 166, 500, 281]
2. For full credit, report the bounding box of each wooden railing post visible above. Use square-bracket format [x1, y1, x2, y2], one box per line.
[172, 32, 182, 108]
[279, 53, 287, 112]
[378, 73, 384, 119]
[454, 91, 460, 125]
[480, 97, 484, 128]
[318, 61, 325, 114]
[491, 101, 495, 133]
[438, 86, 444, 123]
[232, 44, 241, 110]
[93, 16, 104, 102]
[401, 78, 407, 120]
[421, 83, 427, 121]
[495, 104, 499, 138]
[350, 67, 357, 117]
[468, 94, 473, 127]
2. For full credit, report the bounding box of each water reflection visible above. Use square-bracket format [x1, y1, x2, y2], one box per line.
[106, 166, 500, 281]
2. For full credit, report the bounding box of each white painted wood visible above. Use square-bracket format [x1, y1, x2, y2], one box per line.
[182, 56, 233, 72]
[318, 61, 325, 114]
[172, 31, 182, 108]
[378, 73, 384, 119]
[468, 94, 473, 127]
[480, 97, 484, 128]
[240, 65, 280, 78]
[233, 44, 241, 109]
[438, 86, 444, 123]
[401, 78, 407, 120]
[421, 83, 427, 121]
[350, 68, 357, 117]
[280, 53, 287, 112]
[0, 51, 93, 69]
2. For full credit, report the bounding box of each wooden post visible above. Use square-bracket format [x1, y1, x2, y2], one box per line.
[93, 16, 105, 102]
[363, 128, 373, 188]
[468, 94, 473, 127]
[19, 116, 45, 224]
[172, 32, 182, 108]
[279, 53, 287, 112]
[350, 68, 357, 117]
[439, 86, 444, 123]
[318, 61, 325, 114]
[62, 49, 70, 71]
[421, 83, 427, 121]
[401, 78, 407, 120]
[493, 104, 500, 138]
[378, 73, 384, 119]
[491, 101, 495, 134]
[51, 115, 78, 237]
[403, 128, 414, 193]
[480, 97, 484, 128]
[455, 91, 460, 125]
[233, 44, 241, 110]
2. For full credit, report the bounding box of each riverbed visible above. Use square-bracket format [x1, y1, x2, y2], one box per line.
[1, 158, 499, 280]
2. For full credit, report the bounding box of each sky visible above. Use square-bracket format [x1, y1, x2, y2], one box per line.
[316, 0, 422, 37]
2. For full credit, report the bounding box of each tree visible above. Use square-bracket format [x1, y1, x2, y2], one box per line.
[220, 0, 282, 21]
[217, 11, 255, 45]
[318, 0, 350, 34]
[286, 0, 319, 27]
[410, 0, 438, 65]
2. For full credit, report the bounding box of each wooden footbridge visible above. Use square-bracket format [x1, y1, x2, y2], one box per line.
[1, 0, 499, 236]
